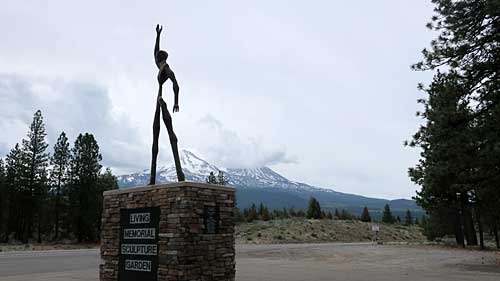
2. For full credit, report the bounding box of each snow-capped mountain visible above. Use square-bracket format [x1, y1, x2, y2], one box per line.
[118, 150, 218, 187]
[118, 149, 311, 190]
[117, 150, 422, 218]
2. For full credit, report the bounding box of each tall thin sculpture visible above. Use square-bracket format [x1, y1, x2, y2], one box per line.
[150, 24, 185, 184]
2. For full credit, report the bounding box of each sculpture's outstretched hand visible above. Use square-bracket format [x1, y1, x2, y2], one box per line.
[173, 104, 179, 113]
[156, 24, 163, 35]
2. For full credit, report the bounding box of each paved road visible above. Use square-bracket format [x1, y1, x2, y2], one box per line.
[0, 243, 499, 281]
[0, 249, 98, 280]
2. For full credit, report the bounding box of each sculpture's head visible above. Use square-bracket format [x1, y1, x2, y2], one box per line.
[156, 50, 169, 64]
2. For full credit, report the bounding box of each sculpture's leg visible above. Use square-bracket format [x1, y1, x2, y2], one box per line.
[158, 97, 186, 182]
[149, 97, 161, 185]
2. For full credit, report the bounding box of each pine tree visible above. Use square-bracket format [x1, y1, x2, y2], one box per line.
[360, 206, 371, 222]
[382, 204, 394, 224]
[96, 168, 118, 233]
[261, 205, 270, 221]
[4, 144, 25, 241]
[405, 210, 413, 226]
[0, 158, 7, 241]
[320, 211, 326, 219]
[296, 209, 305, 218]
[421, 215, 427, 228]
[234, 207, 243, 222]
[421, 211, 451, 241]
[289, 207, 296, 217]
[334, 208, 340, 219]
[340, 209, 352, 220]
[339, 210, 345, 220]
[216, 171, 228, 186]
[282, 207, 289, 219]
[247, 204, 258, 222]
[258, 203, 265, 218]
[410, 0, 500, 247]
[69, 133, 102, 242]
[408, 72, 477, 246]
[326, 212, 333, 220]
[206, 172, 217, 184]
[50, 132, 70, 240]
[242, 208, 249, 221]
[306, 197, 321, 219]
[273, 209, 280, 219]
[21, 110, 49, 243]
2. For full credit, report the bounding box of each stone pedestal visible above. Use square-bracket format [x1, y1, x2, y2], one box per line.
[100, 182, 235, 281]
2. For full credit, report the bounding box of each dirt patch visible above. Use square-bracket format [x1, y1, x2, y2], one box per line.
[236, 243, 500, 281]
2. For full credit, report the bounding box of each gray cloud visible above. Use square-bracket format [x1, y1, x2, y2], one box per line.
[0, 143, 8, 159]
[0, 74, 296, 173]
[188, 114, 297, 169]
[0, 0, 436, 199]
[0, 74, 148, 174]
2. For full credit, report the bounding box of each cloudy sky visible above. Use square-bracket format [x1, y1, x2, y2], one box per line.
[0, 1, 436, 199]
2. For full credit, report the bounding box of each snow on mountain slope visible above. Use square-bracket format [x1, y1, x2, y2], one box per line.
[118, 150, 219, 187]
[117, 149, 314, 191]
[116, 149, 422, 215]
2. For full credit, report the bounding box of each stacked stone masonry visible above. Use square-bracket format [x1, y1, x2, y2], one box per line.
[100, 182, 235, 281]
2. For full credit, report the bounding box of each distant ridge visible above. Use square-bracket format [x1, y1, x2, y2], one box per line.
[117, 150, 422, 218]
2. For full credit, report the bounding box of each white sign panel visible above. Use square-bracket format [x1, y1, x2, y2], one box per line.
[121, 244, 158, 256]
[130, 212, 151, 224]
[124, 259, 152, 272]
[123, 228, 156, 239]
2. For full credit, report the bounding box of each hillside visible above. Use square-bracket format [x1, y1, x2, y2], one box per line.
[117, 150, 423, 218]
[236, 219, 425, 244]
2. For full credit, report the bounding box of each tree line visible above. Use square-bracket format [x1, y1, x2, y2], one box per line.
[0, 110, 117, 243]
[235, 198, 335, 222]
[236, 197, 418, 226]
[408, 0, 500, 248]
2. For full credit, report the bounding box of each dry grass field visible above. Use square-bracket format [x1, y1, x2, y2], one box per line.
[236, 219, 425, 244]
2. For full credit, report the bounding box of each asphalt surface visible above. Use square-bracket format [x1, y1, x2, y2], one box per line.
[0, 243, 499, 281]
[0, 249, 98, 280]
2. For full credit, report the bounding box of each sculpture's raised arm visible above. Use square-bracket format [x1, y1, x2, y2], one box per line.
[154, 24, 163, 68]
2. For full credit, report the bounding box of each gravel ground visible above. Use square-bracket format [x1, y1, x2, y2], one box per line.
[236, 243, 500, 281]
[0, 243, 499, 281]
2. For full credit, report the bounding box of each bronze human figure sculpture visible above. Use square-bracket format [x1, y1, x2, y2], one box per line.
[150, 24, 185, 184]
